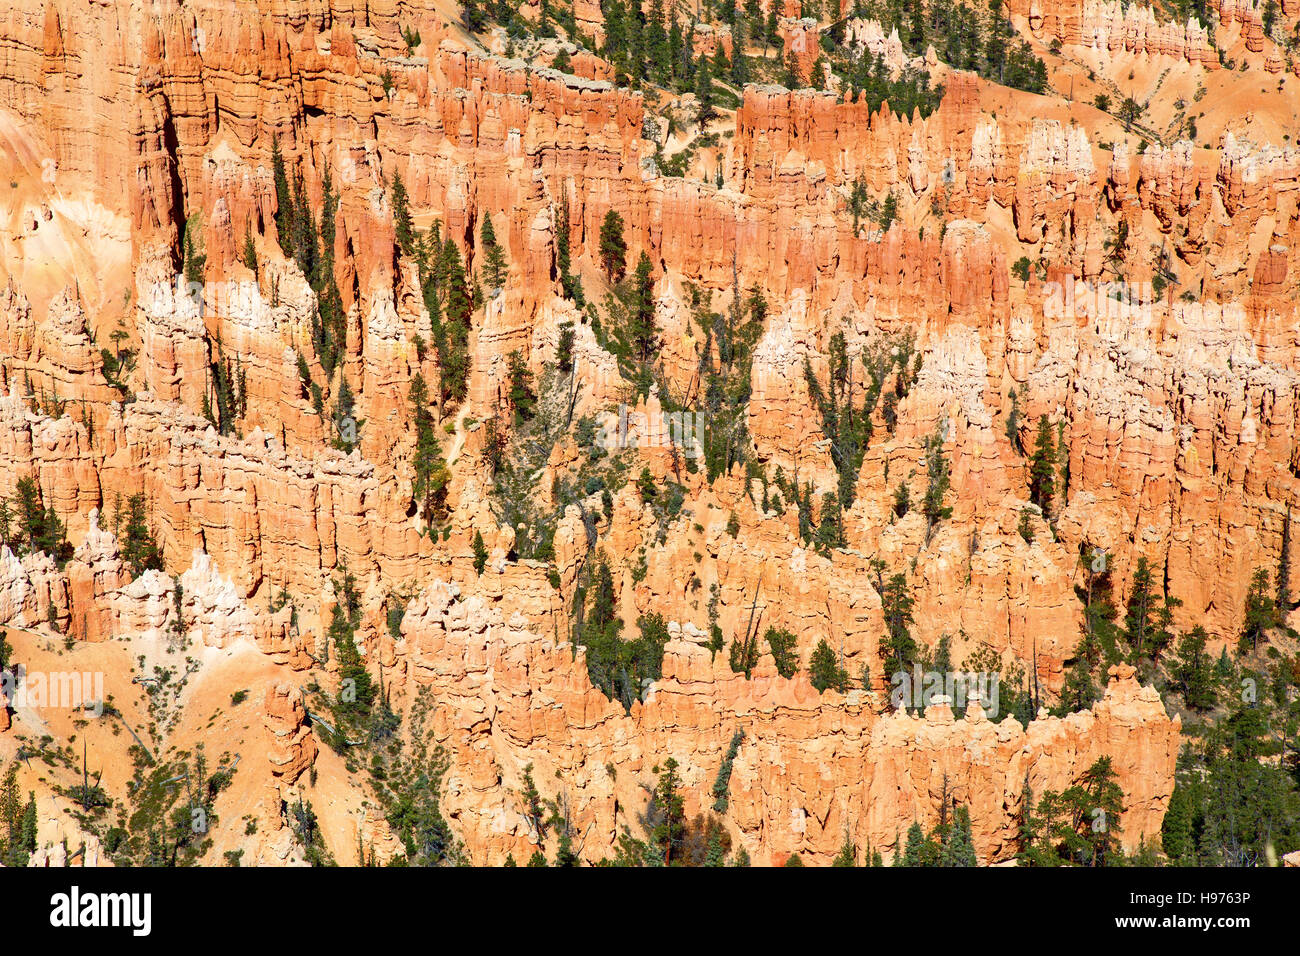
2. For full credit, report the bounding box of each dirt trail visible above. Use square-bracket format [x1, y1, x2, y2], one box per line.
[445, 400, 475, 466]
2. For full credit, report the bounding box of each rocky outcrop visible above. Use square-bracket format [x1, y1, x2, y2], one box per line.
[778, 18, 822, 86]
[95, 397, 425, 598]
[692, 23, 733, 63]
[845, 19, 926, 75]
[263, 681, 317, 784]
[1018, 0, 1220, 69]
[392, 578, 1179, 865]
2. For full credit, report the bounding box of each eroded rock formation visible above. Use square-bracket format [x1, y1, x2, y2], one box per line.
[0, 0, 1292, 867]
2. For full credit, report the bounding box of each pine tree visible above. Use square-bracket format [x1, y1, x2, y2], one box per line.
[13, 476, 44, 555]
[582, 557, 644, 705]
[11, 476, 69, 563]
[669, 15, 688, 86]
[329, 571, 375, 724]
[314, 168, 339, 290]
[602, 0, 629, 71]
[271, 135, 293, 254]
[814, 491, 844, 554]
[630, 251, 658, 365]
[311, 171, 347, 376]
[118, 494, 163, 577]
[1161, 690, 1300, 866]
[783, 49, 802, 88]
[506, 350, 537, 426]
[1264, 0, 1280, 36]
[183, 213, 207, 286]
[646, 0, 670, 82]
[472, 529, 488, 575]
[649, 758, 686, 865]
[879, 192, 898, 230]
[242, 227, 258, 275]
[765, 627, 798, 678]
[1160, 774, 1196, 864]
[442, 239, 471, 327]
[1028, 414, 1056, 512]
[0, 765, 34, 867]
[519, 763, 548, 840]
[19, 793, 35, 859]
[1023, 757, 1125, 866]
[479, 213, 507, 288]
[831, 834, 857, 866]
[625, 2, 646, 81]
[392, 171, 414, 257]
[880, 573, 917, 677]
[409, 372, 450, 519]
[1118, 96, 1143, 130]
[557, 322, 575, 374]
[1061, 545, 1120, 712]
[207, 335, 238, 437]
[1167, 625, 1217, 710]
[462, 0, 489, 33]
[598, 209, 628, 282]
[289, 170, 317, 279]
[329, 374, 361, 452]
[695, 55, 716, 124]
[921, 427, 953, 535]
[1125, 556, 1155, 661]
[440, 238, 473, 403]
[552, 822, 579, 867]
[809, 638, 849, 693]
[1075, 757, 1126, 866]
[729, 628, 760, 677]
[554, 203, 584, 305]
[704, 830, 727, 866]
[1060, 637, 1100, 713]
[1240, 567, 1280, 653]
[902, 821, 939, 866]
[730, 24, 750, 84]
[1005, 387, 1024, 451]
[940, 806, 977, 866]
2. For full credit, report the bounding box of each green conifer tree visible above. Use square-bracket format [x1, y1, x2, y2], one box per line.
[765, 627, 799, 678]
[271, 135, 293, 254]
[472, 530, 488, 575]
[479, 213, 507, 288]
[408, 372, 450, 519]
[880, 573, 917, 677]
[809, 638, 849, 692]
[940, 806, 977, 866]
[392, 171, 414, 257]
[598, 209, 627, 282]
[1028, 414, 1056, 512]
